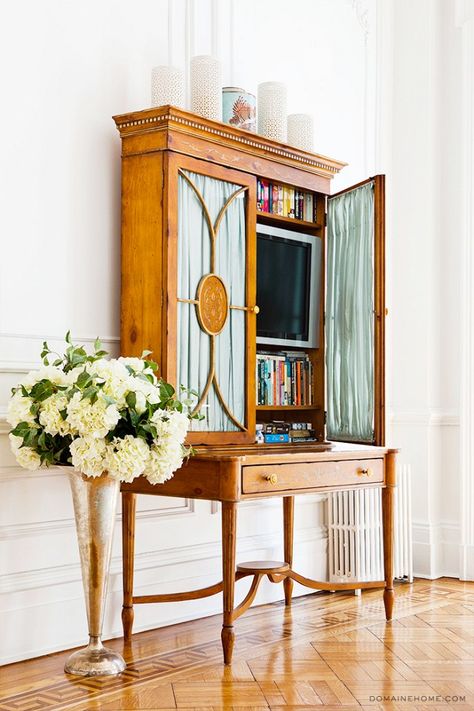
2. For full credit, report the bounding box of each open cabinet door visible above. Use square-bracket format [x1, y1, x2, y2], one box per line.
[326, 175, 385, 446]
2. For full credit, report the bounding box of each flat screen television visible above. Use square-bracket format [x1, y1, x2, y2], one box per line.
[256, 223, 322, 349]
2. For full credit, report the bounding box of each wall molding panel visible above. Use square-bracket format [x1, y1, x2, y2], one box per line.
[456, 0, 474, 581]
[1, 520, 328, 665]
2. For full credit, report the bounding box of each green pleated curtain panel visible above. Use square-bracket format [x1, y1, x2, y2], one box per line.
[326, 181, 375, 443]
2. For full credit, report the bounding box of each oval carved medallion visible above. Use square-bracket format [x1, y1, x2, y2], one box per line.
[196, 274, 229, 335]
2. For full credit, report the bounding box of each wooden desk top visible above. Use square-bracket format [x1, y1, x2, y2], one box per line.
[189, 441, 395, 462]
[122, 442, 397, 502]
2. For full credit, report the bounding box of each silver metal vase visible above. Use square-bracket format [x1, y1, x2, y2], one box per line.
[64, 469, 126, 676]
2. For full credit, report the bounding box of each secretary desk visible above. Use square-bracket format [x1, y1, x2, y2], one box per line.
[113, 106, 397, 664]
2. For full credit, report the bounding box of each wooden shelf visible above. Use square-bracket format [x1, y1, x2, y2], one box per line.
[256, 405, 320, 411]
[257, 211, 322, 231]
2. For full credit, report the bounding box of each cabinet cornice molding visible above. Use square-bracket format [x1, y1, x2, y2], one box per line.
[113, 106, 346, 183]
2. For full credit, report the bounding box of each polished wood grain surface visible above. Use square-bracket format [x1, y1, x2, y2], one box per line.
[2, 578, 474, 710]
[121, 446, 396, 662]
[113, 105, 347, 192]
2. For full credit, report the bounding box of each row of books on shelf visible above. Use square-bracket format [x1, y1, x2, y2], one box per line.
[257, 178, 316, 222]
[257, 351, 313, 406]
[256, 421, 317, 444]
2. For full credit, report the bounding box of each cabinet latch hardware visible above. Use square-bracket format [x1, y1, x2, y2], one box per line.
[230, 304, 259, 314]
[357, 468, 372, 477]
[264, 473, 278, 485]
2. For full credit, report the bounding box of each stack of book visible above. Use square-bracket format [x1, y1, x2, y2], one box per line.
[257, 421, 317, 444]
[257, 352, 313, 406]
[289, 421, 317, 443]
[261, 421, 290, 444]
[257, 178, 315, 222]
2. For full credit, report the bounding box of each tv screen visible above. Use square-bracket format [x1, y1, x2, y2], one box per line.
[256, 225, 321, 348]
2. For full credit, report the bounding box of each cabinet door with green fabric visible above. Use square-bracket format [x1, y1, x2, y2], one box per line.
[326, 175, 385, 446]
[166, 154, 257, 445]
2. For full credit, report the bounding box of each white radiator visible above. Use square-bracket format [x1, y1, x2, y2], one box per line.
[327, 464, 413, 586]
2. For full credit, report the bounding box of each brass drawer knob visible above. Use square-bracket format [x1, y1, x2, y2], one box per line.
[357, 467, 372, 477]
[251, 305, 260, 314]
[264, 473, 278, 485]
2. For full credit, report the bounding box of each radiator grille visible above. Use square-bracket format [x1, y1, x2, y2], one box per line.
[327, 464, 413, 584]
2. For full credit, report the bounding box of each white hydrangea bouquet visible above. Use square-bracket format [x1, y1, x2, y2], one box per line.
[7, 332, 194, 484]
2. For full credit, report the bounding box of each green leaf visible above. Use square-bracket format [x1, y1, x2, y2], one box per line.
[160, 382, 175, 399]
[65, 330, 72, 344]
[30, 380, 55, 402]
[11, 421, 31, 437]
[24, 428, 38, 447]
[59, 408, 68, 420]
[141, 349, 153, 358]
[30, 402, 40, 417]
[82, 386, 99, 404]
[76, 370, 92, 389]
[138, 422, 157, 439]
[126, 391, 137, 410]
[21, 385, 29, 398]
[129, 411, 140, 428]
[40, 341, 50, 359]
[53, 358, 63, 367]
[94, 337, 102, 352]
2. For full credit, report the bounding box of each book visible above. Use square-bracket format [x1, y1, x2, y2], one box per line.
[256, 352, 314, 406]
[256, 179, 315, 223]
[264, 433, 290, 444]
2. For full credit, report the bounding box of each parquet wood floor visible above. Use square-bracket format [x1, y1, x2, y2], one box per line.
[1, 578, 474, 710]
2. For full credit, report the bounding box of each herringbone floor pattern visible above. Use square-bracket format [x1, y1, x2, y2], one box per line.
[2, 578, 474, 710]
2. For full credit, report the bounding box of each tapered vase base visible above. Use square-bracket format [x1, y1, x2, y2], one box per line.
[64, 644, 126, 677]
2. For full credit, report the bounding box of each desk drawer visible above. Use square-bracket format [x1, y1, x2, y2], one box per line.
[242, 458, 384, 494]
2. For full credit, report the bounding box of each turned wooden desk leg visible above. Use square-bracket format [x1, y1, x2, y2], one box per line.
[221, 500, 237, 664]
[382, 451, 396, 621]
[283, 496, 295, 606]
[122, 492, 136, 642]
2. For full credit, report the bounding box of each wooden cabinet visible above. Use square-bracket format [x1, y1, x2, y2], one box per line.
[114, 106, 385, 446]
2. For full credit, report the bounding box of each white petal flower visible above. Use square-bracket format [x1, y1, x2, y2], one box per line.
[119, 356, 157, 378]
[129, 377, 160, 404]
[143, 438, 184, 485]
[70, 436, 107, 478]
[39, 393, 70, 436]
[7, 391, 36, 427]
[21, 365, 69, 389]
[118, 357, 146, 372]
[151, 410, 189, 443]
[105, 435, 149, 483]
[67, 392, 120, 438]
[91, 358, 132, 406]
[9, 434, 41, 471]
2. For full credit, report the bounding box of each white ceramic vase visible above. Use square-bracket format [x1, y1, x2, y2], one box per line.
[287, 113, 314, 151]
[190, 55, 222, 121]
[151, 65, 185, 108]
[257, 82, 287, 142]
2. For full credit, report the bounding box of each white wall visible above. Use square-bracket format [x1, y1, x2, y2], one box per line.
[387, 0, 463, 579]
[0, 0, 378, 665]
